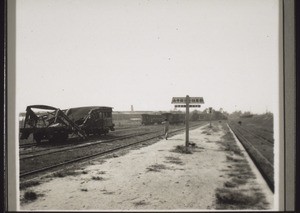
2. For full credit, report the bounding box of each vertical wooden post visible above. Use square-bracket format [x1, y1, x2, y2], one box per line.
[209, 107, 212, 128]
[185, 95, 190, 151]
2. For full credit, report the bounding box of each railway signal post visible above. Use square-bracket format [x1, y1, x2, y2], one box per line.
[209, 107, 212, 127]
[172, 96, 204, 152]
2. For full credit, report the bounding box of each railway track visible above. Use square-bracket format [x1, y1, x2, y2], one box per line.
[228, 122, 274, 192]
[20, 131, 162, 160]
[232, 123, 273, 144]
[19, 143, 37, 149]
[19, 125, 147, 149]
[20, 122, 207, 179]
[19, 125, 177, 156]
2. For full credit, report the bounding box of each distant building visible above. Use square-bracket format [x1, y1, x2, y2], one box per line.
[131, 105, 134, 112]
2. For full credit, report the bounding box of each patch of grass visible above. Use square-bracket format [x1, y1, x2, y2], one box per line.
[220, 132, 243, 156]
[20, 180, 40, 190]
[193, 145, 204, 152]
[171, 145, 192, 154]
[189, 142, 196, 147]
[165, 156, 184, 165]
[225, 158, 255, 180]
[81, 188, 88, 192]
[98, 171, 106, 174]
[215, 188, 268, 209]
[212, 126, 220, 132]
[231, 177, 248, 185]
[226, 155, 240, 162]
[24, 191, 38, 201]
[82, 170, 88, 174]
[52, 170, 79, 178]
[224, 181, 237, 188]
[234, 162, 251, 169]
[103, 191, 115, 195]
[133, 200, 148, 206]
[91, 176, 105, 181]
[227, 171, 255, 179]
[146, 164, 168, 172]
[221, 131, 235, 141]
[216, 188, 252, 205]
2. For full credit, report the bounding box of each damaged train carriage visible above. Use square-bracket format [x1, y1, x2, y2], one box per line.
[20, 105, 115, 143]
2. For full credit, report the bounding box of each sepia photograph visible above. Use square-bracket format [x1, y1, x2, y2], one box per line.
[6, 0, 294, 211]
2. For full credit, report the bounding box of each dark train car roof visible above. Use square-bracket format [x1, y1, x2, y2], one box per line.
[66, 106, 113, 121]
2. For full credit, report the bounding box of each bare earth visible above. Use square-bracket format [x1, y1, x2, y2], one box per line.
[19, 123, 273, 211]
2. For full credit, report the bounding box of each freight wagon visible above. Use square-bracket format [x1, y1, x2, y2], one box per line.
[141, 114, 165, 125]
[141, 113, 185, 125]
[161, 113, 185, 124]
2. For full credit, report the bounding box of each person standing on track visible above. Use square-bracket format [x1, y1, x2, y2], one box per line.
[162, 118, 170, 140]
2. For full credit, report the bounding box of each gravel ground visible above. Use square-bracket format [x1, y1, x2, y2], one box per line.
[19, 123, 273, 211]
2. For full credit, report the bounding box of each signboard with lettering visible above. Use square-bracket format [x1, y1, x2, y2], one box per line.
[175, 105, 201, 108]
[171, 97, 204, 104]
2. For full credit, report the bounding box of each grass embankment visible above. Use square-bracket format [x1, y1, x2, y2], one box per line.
[229, 115, 274, 192]
[215, 124, 270, 210]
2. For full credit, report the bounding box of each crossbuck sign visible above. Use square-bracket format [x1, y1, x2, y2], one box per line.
[171, 95, 204, 151]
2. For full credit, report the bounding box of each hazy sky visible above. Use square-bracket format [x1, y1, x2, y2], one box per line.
[16, 0, 280, 113]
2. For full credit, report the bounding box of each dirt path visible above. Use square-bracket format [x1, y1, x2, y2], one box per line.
[19, 123, 273, 211]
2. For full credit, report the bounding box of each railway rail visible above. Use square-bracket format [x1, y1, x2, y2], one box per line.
[20, 131, 162, 160]
[19, 124, 178, 156]
[228, 122, 274, 192]
[232, 123, 273, 144]
[20, 122, 207, 179]
[19, 143, 37, 149]
[19, 125, 147, 149]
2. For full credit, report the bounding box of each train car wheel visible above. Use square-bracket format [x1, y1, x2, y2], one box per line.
[33, 133, 42, 144]
[104, 130, 109, 136]
[48, 132, 68, 143]
[61, 132, 68, 141]
[48, 134, 58, 143]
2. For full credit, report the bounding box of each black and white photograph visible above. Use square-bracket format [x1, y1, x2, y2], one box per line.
[9, 0, 290, 211]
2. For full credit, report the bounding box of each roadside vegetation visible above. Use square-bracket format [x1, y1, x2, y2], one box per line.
[146, 164, 169, 172]
[20, 180, 40, 190]
[215, 124, 269, 210]
[228, 113, 274, 192]
[52, 169, 80, 178]
[164, 156, 184, 165]
[21, 190, 44, 204]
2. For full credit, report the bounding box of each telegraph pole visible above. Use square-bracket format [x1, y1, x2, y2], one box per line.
[185, 95, 190, 151]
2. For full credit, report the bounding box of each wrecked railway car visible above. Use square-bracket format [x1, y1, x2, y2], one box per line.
[20, 105, 115, 143]
[65, 106, 115, 136]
